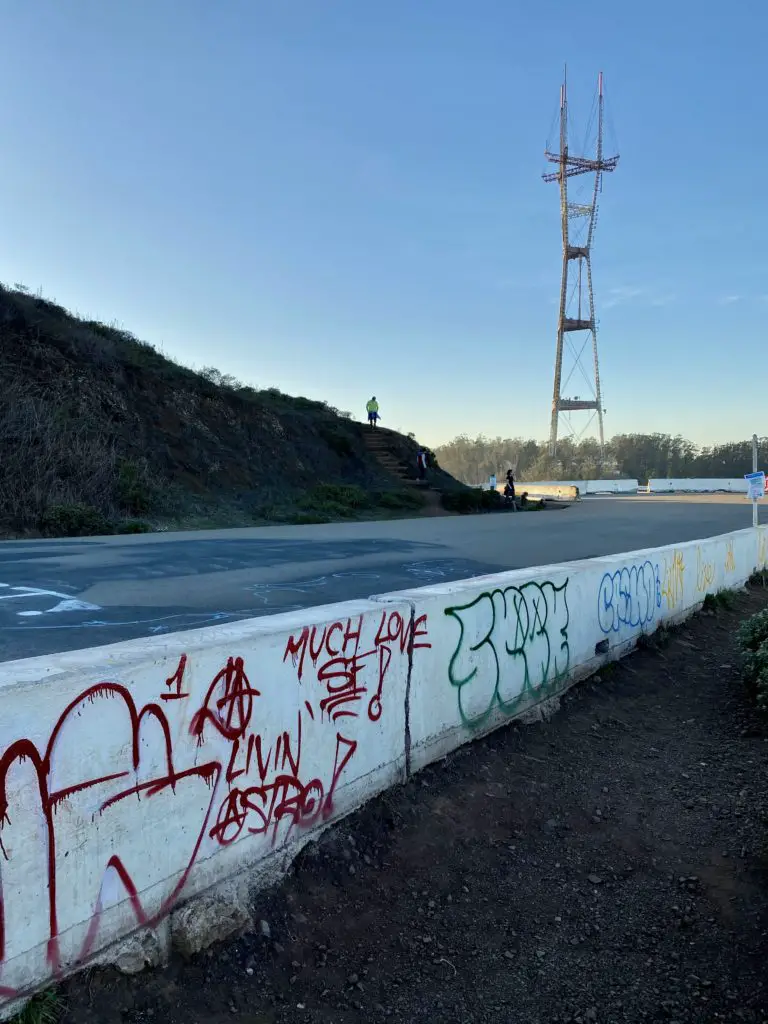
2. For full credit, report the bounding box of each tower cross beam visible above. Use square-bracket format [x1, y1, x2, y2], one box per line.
[542, 153, 619, 181]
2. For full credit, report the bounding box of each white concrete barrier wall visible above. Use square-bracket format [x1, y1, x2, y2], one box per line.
[495, 483, 580, 500]
[647, 478, 752, 494]
[583, 478, 639, 494]
[0, 600, 415, 1006]
[390, 527, 765, 770]
[0, 526, 766, 1013]
[516, 479, 640, 495]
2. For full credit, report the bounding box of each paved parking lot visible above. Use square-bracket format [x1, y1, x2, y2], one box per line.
[0, 495, 762, 662]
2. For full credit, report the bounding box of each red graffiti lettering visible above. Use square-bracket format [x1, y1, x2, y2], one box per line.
[0, 612, 430, 1005]
[161, 653, 189, 701]
[285, 611, 430, 723]
[190, 657, 259, 741]
[0, 682, 222, 995]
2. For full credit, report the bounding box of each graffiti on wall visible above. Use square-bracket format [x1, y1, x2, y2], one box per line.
[760, 532, 768, 570]
[696, 548, 715, 594]
[597, 560, 661, 634]
[445, 580, 569, 729]
[0, 608, 428, 1001]
[724, 540, 736, 575]
[661, 550, 686, 610]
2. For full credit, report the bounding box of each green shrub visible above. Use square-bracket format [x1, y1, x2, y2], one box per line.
[702, 589, 736, 611]
[116, 458, 156, 515]
[39, 503, 112, 537]
[441, 490, 480, 514]
[440, 488, 502, 514]
[299, 479, 374, 516]
[115, 518, 153, 534]
[289, 512, 332, 525]
[736, 608, 768, 710]
[319, 426, 354, 458]
[11, 989, 60, 1024]
[376, 489, 425, 511]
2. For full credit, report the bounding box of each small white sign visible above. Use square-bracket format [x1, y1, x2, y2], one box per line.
[744, 471, 765, 501]
[489, 474, 497, 489]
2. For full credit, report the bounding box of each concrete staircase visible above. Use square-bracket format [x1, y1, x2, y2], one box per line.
[363, 429, 446, 516]
[364, 429, 413, 484]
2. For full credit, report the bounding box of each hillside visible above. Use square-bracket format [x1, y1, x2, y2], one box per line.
[0, 284, 466, 537]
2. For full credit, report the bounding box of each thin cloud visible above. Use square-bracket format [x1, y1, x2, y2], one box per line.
[603, 285, 674, 310]
[718, 294, 741, 305]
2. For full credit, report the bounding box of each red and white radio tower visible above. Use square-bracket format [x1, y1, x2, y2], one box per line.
[543, 70, 619, 457]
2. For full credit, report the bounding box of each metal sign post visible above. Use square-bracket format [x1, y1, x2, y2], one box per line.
[745, 435, 764, 527]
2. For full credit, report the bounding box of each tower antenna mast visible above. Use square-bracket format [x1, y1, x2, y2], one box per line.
[543, 69, 618, 457]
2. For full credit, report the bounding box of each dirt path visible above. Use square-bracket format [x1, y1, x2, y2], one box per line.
[61, 589, 768, 1024]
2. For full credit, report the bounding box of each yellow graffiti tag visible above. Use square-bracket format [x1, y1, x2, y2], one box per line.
[759, 531, 768, 569]
[662, 550, 685, 610]
[696, 548, 715, 593]
[724, 540, 735, 574]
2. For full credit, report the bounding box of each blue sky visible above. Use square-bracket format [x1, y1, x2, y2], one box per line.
[0, 0, 765, 448]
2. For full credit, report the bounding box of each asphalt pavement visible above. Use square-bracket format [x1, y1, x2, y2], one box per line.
[0, 495, 762, 663]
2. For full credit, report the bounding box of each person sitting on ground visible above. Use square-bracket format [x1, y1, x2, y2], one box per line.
[366, 396, 380, 429]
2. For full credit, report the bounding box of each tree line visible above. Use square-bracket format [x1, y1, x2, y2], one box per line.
[433, 433, 768, 486]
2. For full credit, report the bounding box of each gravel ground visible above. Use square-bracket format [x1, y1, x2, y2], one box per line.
[60, 586, 768, 1024]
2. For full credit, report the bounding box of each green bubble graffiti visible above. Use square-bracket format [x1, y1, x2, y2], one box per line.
[444, 579, 570, 729]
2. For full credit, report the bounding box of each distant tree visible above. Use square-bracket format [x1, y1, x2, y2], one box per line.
[434, 433, 768, 486]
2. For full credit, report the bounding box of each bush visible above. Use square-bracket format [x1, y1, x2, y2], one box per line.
[702, 589, 736, 612]
[319, 426, 354, 458]
[11, 988, 59, 1024]
[116, 458, 156, 515]
[39, 503, 112, 537]
[115, 518, 153, 534]
[736, 608, 768, 710]
[299, 483, 372, 519]
[440, 488, 502, 514]
[289, 512, 332, 525]
[375, 489, 425, 511]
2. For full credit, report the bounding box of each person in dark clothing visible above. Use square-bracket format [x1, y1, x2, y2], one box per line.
[504, 469, 517, 509]
[416, 448, 428, 481]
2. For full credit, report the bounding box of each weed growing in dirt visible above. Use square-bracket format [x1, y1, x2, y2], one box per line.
[702, 589, 737, 612]
[637, 626, 671, 651]
[11, 990, 60, 1024]
[749, 569, 768, 588]
[736, 608, 768, 710]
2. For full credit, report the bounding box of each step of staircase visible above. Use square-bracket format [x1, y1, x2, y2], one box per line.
[361, 432, 447, 513]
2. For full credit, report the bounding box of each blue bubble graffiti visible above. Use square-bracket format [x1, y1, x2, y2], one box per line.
[597, 560, 661, 634]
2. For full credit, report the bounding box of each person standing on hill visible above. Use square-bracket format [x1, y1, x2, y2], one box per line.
[366, 396, 379, 429]
[416, 448, 428, 481]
